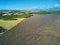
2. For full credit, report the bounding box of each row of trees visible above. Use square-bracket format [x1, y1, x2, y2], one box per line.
[0, 11, 33, 20]
[30, 11, 60, 14]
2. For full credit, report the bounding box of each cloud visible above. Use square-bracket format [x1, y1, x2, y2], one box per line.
[55, 4, 60, 7]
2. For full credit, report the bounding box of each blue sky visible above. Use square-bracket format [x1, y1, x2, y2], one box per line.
[0, 0, 60, 10]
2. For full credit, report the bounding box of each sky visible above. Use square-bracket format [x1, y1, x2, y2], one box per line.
[0, 0, 60, 10]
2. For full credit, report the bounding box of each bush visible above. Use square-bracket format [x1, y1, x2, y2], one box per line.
[0, 26, 6, 33]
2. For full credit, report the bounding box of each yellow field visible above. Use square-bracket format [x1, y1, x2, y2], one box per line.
[0, 18, 25, 30]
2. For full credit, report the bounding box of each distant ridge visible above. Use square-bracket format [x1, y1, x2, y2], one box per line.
[47, 6, 60, 11]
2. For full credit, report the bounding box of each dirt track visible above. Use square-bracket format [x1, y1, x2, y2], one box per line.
[0, 14, 60, 45]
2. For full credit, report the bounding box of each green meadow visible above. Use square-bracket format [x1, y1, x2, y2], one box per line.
[0, 13, 33, 31]
[31, 11, 60, 14]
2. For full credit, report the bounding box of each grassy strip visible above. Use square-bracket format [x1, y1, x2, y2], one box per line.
[0, 14, 33, 31]
[31, 11, 60, 14]
[0, 18, 25, 30]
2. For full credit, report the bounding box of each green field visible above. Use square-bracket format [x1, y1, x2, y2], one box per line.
[0, 13, 33, 32]
[0, 18, 25, 30]
[31, 11, 60, 14]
